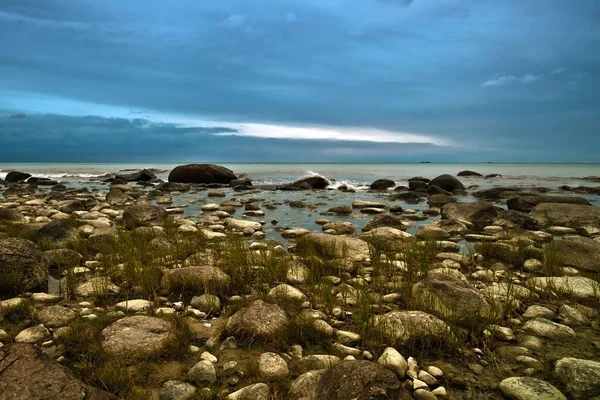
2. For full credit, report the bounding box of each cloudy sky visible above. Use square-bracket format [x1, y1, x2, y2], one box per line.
[0, 0, 599, 162]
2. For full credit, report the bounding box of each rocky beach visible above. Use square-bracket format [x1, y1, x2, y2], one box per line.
[1, 163, 600, 400]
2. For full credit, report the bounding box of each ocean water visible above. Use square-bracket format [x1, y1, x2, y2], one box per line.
[2, 163, 599, 242]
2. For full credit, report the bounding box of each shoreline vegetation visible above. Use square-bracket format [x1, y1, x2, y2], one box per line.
[1, 163, 599, 399]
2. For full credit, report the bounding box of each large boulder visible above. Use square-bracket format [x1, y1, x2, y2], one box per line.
[498, 377, 566, 400]
[527, 276, 600, 303]
[428, 174, 465, 192]
[168, 163, 236, 184]
[552, 237, 600, 272]
[5, 171, 32, 183]
[36, 305, 77, 328]
[106, 188, 130, 206]
[296, 233, 370, 262]
[412, 271, 493, 324]
[115, 169, 157, 182]
[36, 220, 78, 245]
[554, 357, 600, 400]
[313, 360, 405, 400]
[0, 343, 116, 400]
[441, 201, 498, 230]
[370, 179, 395, 190]
[101, 316, 175, 358]
[226, 300, 289, 342]
[530, 203, 600, 230]
[287, 175, 330, 190]
[507, 195, 591, 213]
[494, 210, 540, 230]
[457, 170, 483, 177]
[122, 204, 167, 228]
[375, 310, 452, 345]
[0, 238, 47, 293]
[0, 208, 25, 223]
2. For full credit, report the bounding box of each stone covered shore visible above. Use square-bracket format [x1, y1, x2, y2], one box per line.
[1, 163, 600, 400]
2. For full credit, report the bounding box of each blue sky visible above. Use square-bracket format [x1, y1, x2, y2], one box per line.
[0, 0, 599, 162]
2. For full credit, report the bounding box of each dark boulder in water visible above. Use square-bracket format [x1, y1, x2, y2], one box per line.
[507, 195, 591, 213]
[158, 182, 191, 192]
[428, 174, 465, 192]
[285, 175, 330, 190]
[370, 179, 395, 190]
[115, 168, 157, 182]
[168, 164, 236, 184]
[408, 176, 430, 183]
[426, 185, 451, 196]
[441, 201, 498, 230]
[5, 171, 31, 183]
[457, 170, 483, 177]
[494, 210, 540, 230]
[408, 180, 428, 191]
[230, 178, 252, 188]
[474, 187, 522, 201]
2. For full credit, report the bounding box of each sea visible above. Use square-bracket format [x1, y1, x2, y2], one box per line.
[1, 163, 600, 242]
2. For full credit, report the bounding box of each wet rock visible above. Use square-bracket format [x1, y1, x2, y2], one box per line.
[168, 163, 236, 184]
[327, 205, 352, 215]
[494, 210, 541, 230]
[115, 169, 157, 182]
[370, 179, 395, 190]
[554, 357, 600, 400]
[0, 343, 116, 399]
[441, 201, 498, 230]
[498, 377, 566, 400]
[522, 318, 576, 339]
[287, 175, 330, 189]
[162, 266, 230, 292]
[530, 203, 600, 230]
[297, 233, 370, 262]
[416, 225, 451, 240]
[37, 220, 78, 245]
[322, 221, 355, 235]
[5, 171, 32, 183]
[37, 305, 76, 328]
[101, 315, 175, 358]
[409, 180, 428, 190]
[507, 195, 591, 213]
[188, 360, 217, 384]
[428, 174, 465, 192]
[457, 170, 483, 177]
[0, 238, 47, 293]
[225, 218, 261, 233]
[106, 188, 130, 205]
[122, 204, 167, 228]
[314, 360, 405, 400]
[427, 194, 456, 208]
[226, 300, 289, 342]
[362, 214, 411, 232]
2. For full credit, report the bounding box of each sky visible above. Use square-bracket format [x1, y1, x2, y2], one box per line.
[0, 0, 599, 162]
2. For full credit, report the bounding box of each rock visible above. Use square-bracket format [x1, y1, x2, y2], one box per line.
[122, 204, 167, 228]
[375, 310, 452, 345]
[457, 170, 483, 177]
[352, 200, 388, 209]
[57, 200, 86, 214]
[115, 169, 157, 182]
[230, 178, 253, 188]
[377, 347, 408, 378]
[43, 249, 83, 269]
[226, 300, 289, 342]
[428, 174, 465, 192]
[430, 219, 469, 235]
[314, 360, 405, 400]
[36, 306, 76, 328]
[370, 179, 395, 190]
[159, 380, 197, 400]
[287, 175, 330, 189]
[362, 214, 411, 232]
[409, 180, 428, 190]
[494, 210, 541, 230]
[414, 389, 436, 400]
[101, 316, 175, 358]
[158, 182, 191, 192]
[268, 284, 307, 303]
[361, 227, 414, 250]
[416, 225, 451, 240]
[289, 370, 327, 400]
[189, 294, 220, 314]
[412, 272, 493, 324]
[37, 220, 78, 244]
[498, 377, 566, 400]
[168, 164, 236, 184]
[554, 357, 600, 400]
[75, 277, 120, 297]
[322, 221, 355, 235]
[227, 383, 270, 400]
[15, 326, 49, 343]
[327, 205, 352, 215]
[507, 195, 591, 213]
[530, 203, 600, 230]
[188, 360, 217, 384]
[523, 305, 555, 320]
[115, 299, 153, 313]
[522, 318, 576, 339]
[0, 238, 47, 293]
[225, 218, 262, 233]
[162, 266, 231, 292]
[106, 188, 130, 205]
[258, 352, 289, 381]
[426, 185, 452, 196]
[0, 208, 25, 223]
[553, 237, 600, 272]
[427, 194, 456, 208]
[0, 343, 115, 399]
[441, 201, 498, 230]
[297, 355, 340, 372]
[296, 233, 370, 262]
[527, 276, 600, 303]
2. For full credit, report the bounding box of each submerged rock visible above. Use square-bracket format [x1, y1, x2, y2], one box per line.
[507, 195, 591, 213]
[168, 163, 236, 184]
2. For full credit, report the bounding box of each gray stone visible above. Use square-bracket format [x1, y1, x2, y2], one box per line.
[554, 357, 600, 400]
[188, 360, 217, 384]
[159, 380, 197, 400]
[36, 306, 76, 328]
[101, 315, 175, 357]
[498, 377, 566, 400]
[522, 318, 576, 339]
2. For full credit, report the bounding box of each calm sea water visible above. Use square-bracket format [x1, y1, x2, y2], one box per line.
[1, 163, 600, 189]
